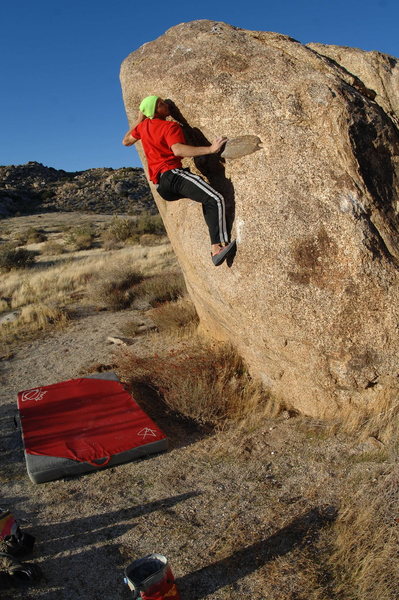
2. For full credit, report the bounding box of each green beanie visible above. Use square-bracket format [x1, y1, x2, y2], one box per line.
[139, 95, 159, 118]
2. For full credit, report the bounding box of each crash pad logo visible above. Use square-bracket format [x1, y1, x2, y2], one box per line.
[137, 427, 158, 440]
[21, 388, 47, 402]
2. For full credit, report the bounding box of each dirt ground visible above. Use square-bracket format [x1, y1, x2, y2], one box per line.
[1, 296, 389, 600]
[0, 213, 394, 599]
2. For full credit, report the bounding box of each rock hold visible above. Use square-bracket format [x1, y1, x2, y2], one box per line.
[221, 135, 263, 160]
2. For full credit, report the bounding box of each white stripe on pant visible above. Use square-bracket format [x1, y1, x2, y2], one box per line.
[170, 168, 229, 244]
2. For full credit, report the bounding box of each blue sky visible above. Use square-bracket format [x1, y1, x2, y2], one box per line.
[1, 0, 398, 172]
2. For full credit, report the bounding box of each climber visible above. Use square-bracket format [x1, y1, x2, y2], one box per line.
[122, 95, 236, 266]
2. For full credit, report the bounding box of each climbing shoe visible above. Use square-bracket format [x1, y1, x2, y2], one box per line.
[0, 552, 41, 587]
[124, 553, 180, 600]
[212, 240, 236, 266]
[0, 509, 35, 556]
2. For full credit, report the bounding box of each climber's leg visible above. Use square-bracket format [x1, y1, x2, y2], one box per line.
[158, 168, 229, 246]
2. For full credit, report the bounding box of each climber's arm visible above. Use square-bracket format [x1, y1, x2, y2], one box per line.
[122, 131, 138, 146]
[122, 111, 147, 146]
[171, 136, 227, 158]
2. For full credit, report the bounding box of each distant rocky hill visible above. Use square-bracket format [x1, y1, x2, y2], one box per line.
[0, 161, 154, 217]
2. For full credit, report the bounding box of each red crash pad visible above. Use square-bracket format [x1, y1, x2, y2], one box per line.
[17, 377, 166, 466]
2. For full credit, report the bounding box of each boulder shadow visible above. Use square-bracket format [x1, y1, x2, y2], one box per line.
[177, 506, 337, 599]
[165, 100, 236, 267]
[130, 382, 211, 450]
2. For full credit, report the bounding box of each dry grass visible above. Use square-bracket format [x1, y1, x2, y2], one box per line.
[2, 213, 399, 600]
[0, 241, 177, 345]
[0, 247, 38, 271]
[330, 388, 399, 444]
[116, 337, 269, 427]
[66, 225, 96, 250]
[102, 215, 166, 245]
[132, 271, 186, 307]
[0, 302, 68, 342]
[0, 299, 9, 312]
[40, 240, 66, 255]
[25, 227, 47, 243]
[328, 461, 399, 600]
[115, 300, 399, 600]
[4, 264, 93, 310]
[0, 244, 176, 308]
[147, 296, 199, 332]
[86, 267, 185, 311]
[12, 227, 47, 245]
[86, 266, 144, 310]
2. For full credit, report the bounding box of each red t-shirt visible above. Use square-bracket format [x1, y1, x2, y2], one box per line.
[131, 118, 186, 183]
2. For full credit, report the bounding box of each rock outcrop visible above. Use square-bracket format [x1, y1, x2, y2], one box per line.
[306, 43, 399, 126]
[0, 162, 153, 217]
[120, 20, 399, 416]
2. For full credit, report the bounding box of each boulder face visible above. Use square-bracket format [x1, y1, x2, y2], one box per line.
[306, 42, 399, 127]
[120, 20, 399, 416]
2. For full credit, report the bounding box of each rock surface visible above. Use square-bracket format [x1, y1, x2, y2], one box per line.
[306, 42, 399, 126]
[120, 20, 399, 416]
[0, 162, 153, 217]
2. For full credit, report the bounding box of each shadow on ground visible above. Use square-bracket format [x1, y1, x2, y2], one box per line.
[130, 382, 211, 450]
[178, 506, 336, 599]
[37, 492, 202, 552]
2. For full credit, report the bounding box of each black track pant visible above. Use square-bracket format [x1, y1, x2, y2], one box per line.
[156, 168, 229, 245]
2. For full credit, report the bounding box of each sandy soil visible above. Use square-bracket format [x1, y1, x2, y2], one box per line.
[0, 212, 395, 600]
[0, 293, 384, 600]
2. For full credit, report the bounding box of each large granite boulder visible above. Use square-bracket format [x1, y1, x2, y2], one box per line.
[120, 20, 399, 417]
[306, 42, 399, 126]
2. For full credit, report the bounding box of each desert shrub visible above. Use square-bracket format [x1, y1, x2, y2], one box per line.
[12, 231, 29, 245]
[134, 271, 186, 306]
[26, 227, 47, 243]
[103, 214, 166, 244]
[116, 341, 266, 427]
[0, 247, 38, 271]
[0, 298, 10, 313]
[88, 270, 186, 310]
[12, 227, 47, 245]
[147, 297, 199, 332]
[38, 189, 56, 201]
[124, 234, 141, 246]
[66, 225, 96, 250]
[328, 462, 398, 600]
[135, 214, 165, 236]
[41, 240, 65, 255]
[139, 234, 162, 246]
[0, 303, 68, 342]
[87, 267, 144, 310]
[103, 217, 137, 243]
[18, 303, 68, 330]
